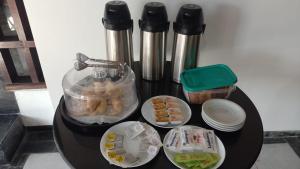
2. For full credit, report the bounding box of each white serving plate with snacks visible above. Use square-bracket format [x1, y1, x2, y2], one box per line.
[141, 95, 192, 128]
[163, 125, 226, 169]
[100, 121, 161, 168]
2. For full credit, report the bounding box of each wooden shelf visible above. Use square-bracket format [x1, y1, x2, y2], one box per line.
[0, 41, 35, 48]
[5, 82, 47, 91]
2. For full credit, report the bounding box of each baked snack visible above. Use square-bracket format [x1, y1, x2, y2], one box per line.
[93, 81, 105, 95]
[152, 103, 166, 110]
[111, 98, 123, 115]
[105, 81, 123, 98]
[151, 98, 164, 104]
[76, 80, 126, 116]
[155, 110, 168, 116]
[94, 98, 108, 115]
[81, 89, 99, 113]
[151, 97, 184, 126]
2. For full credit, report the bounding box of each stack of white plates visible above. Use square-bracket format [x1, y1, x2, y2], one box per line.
[202, 99, 246, 132]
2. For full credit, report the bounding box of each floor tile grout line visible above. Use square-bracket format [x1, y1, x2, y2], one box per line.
[3, 127, 300, 168]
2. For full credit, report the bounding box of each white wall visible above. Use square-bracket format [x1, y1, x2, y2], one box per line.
[23, 0, 300, 131]
[15, 89, 54, 126]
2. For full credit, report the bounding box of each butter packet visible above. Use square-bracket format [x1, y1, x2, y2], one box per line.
[179, 126, 219, 154]
[165, 130, 181, 152]
[125, 122, 145, 139]
[166, 126, 219, 154]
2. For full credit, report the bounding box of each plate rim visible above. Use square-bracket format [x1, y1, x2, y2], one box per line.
[202, 99, 246, 126]
[202, 114, 243, 132]
[202, 112, 245, 129]
[100, 121, 161, 168]
[201, 112, 244, 128]
[141, 95, 192, 129]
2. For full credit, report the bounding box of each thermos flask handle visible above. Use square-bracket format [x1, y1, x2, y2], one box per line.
[202, 24, 206, 34]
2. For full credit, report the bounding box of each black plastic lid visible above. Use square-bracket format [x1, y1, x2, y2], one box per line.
[139, 2, 169, 32]
[102, 1, 133, 30]
[173, 4, 205, 35]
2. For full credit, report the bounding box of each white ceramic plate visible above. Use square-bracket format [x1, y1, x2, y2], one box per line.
[163, 126, 226, 169]
[203, 116, 243, 129]
[202, 99, 246, 126]
[202, 114, 244, 132]
[201, 112, 244, 128]
[201, 112, 245, 129]
[100, 121, 161, 168]
[141, 95, 191, 128]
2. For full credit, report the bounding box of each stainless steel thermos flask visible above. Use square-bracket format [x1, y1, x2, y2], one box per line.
[139, 2, 169, 80]
[171, 4, 205, 83]
[102, 1, 134, 67]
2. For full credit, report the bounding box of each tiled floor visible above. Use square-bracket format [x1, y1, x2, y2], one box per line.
[23, 153, 70, 169]
[1, 128, 299, 169]
[19, 142, 300, 169]
[255, 143, 300, 169]
[1, 127, 56, 168]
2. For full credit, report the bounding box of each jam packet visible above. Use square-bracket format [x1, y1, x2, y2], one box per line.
[106, 132, 124, 142]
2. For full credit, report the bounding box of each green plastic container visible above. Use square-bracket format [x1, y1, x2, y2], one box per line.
[180, 64, 237, 104]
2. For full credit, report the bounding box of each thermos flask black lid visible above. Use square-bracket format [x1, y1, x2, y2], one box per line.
[139, 2, 169, 32]
[102, 1, 133, 30]
[174, 4, 205, 35]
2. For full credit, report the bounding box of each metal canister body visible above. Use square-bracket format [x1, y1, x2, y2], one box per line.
[171, 4, 205, 83]
[105, 29, 133, 67]
[139, 2, 169, 81]
[102, 1, 133, 67]
[171, 33, 201, 83]
[141, 31, 167, 80]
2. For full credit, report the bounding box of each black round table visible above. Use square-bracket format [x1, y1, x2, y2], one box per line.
[53, 62, 263, 169]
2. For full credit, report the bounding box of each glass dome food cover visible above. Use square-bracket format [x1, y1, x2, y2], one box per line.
[62, 53, 139, 124]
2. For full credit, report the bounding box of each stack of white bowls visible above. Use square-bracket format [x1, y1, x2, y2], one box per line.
[202, 99, 246, 132]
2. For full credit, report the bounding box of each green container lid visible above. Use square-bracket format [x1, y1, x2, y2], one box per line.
[180, 64, 238, 92]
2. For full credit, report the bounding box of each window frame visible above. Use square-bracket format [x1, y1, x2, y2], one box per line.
[0, 0, 45, 90]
